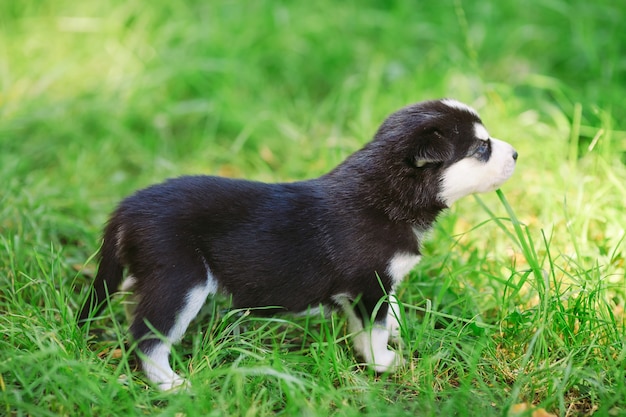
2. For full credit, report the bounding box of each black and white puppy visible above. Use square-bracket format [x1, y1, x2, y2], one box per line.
[79, 99, 517, 390]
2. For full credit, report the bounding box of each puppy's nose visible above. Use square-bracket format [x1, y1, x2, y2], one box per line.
[512, 150, 518, 161]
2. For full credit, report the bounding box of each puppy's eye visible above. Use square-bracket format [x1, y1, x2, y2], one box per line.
[473, 140, 491, 160]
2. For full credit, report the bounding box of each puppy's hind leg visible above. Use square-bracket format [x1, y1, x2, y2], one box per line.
[131, 258, 217, 391]
[120, 276, 138, 322]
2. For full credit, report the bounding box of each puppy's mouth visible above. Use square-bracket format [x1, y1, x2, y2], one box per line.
[486, 143, 517, 189]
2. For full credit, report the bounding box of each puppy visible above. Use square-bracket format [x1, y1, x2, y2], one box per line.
[79, 99, 517, 390]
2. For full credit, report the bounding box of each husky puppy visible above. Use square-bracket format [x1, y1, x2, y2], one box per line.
[79, 99, 517, 390]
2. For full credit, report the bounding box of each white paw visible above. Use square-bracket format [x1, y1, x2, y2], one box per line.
[158, 375, 190, 392]
[142, 344, 190, 392]
[370, 349, 404, 373]
[355, 327, 405, 374]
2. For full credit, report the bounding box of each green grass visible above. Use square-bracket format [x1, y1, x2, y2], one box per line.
[1, 0, 625, 415]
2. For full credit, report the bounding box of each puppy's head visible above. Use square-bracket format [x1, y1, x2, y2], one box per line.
[366, 99, 517, 211]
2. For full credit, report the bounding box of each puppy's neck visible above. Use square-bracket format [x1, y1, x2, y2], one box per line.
[323, 161, 447, 229]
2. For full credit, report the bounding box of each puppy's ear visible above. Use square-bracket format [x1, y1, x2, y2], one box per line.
[413, 128, 453, 168]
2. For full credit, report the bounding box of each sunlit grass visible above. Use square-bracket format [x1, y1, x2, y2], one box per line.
[1, 0, 625, 416]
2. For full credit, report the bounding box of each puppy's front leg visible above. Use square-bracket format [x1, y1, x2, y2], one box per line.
[354, 326, 400, 373]
[334, 295, 402, 373]
[386, 294, 403, 346]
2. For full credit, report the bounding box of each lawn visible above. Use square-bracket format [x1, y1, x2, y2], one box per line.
[1, 0, 625, 416]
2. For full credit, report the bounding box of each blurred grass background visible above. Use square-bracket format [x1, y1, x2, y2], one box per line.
[1, 0, 625, 416]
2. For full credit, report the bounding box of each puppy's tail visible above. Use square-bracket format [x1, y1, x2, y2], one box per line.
[78, 219, 124, 327]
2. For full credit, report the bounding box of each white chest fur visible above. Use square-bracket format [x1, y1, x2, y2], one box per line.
[387, 252, 422, 286]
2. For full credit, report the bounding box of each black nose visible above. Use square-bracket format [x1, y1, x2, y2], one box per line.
[512, 150, 518, 161]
